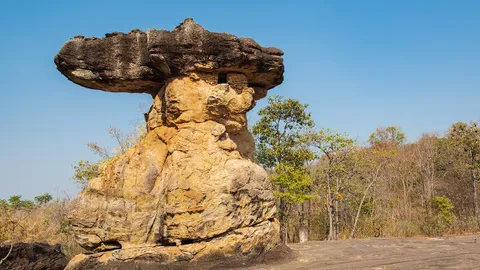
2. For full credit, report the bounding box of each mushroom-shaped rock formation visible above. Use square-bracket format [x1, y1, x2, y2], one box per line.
[54, 18, 283, 98]
[57, 19, 289, 269]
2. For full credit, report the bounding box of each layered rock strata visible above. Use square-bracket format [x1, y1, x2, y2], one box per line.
[55, 18, 286, 269]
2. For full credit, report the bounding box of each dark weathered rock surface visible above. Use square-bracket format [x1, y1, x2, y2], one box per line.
[0, 242, 68, 270]
[54, 18, 284, 95]
[66, 243, 295, 270]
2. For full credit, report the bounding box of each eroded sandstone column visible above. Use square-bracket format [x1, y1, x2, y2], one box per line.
[55, 18, 287, 269]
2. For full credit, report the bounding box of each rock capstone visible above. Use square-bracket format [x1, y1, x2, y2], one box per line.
[55, 18, 288, 269]
[54, 18, 283, 97]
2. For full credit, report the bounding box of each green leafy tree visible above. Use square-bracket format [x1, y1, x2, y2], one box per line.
[309, 128, 357, 240]
[0, 200, 7, 209]
[72, 122, 147, 191]
[34, 193, 53, 205]
[448, 121, 480, 218]
[423, 196, 455, 236]
[7, 195, 34, 209]
[252, 96, 315, 243]
[271, 163, 314, 204]
[430, 196, 455, 226]
[72, 160, 100, 191]
[369, 126, 406, 148]
[253, 96, 315, 168]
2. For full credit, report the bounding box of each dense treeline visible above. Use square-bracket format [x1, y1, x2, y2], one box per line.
[253, 96, 480, 242]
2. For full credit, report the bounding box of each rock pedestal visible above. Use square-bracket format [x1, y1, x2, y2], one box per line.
[55, 18, 287, 269]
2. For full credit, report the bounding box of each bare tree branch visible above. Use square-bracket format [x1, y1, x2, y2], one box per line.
[0, 243, 13, 266]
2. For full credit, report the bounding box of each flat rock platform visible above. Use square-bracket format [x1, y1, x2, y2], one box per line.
[250, 234, 480, 270]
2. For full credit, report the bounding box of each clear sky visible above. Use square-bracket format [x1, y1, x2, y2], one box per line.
[0, 0, 479, 200]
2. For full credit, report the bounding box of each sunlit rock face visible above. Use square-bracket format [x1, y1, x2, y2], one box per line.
[55, 18, 287, 269]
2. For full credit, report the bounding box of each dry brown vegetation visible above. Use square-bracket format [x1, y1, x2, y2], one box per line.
[252, 97, 480, 243]
[287, 128, 480, 242]
[0, 198, 84, 258]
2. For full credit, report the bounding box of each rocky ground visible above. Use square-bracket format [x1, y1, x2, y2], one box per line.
[253, 234, 480, 270]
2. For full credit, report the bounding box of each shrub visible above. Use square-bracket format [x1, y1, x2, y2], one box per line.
[422, 196, 455, 236]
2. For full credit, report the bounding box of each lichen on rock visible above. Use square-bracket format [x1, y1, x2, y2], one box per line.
[55, 18, 288, 269]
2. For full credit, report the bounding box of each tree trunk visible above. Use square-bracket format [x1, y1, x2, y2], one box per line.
[334, 200, 339, 240]
[279, 199, 288, 243]
[327, 194, 334, 240]
[307, 200, 311, 239]
[350, 179, 375, 239]
[298, 202, 309, 243]
[298, 224, 309, 243]
[473, 180, 478, 218]
[401, 178, 409, 219]
[470, 152, 478, 218]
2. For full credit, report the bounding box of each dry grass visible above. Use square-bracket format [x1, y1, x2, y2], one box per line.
[0, 199, 85, 258]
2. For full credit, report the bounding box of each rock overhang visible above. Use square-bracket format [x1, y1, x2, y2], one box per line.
[54, 18, 284, 96]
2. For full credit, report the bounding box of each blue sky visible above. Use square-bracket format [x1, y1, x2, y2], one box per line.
[0, 0, 479, 200]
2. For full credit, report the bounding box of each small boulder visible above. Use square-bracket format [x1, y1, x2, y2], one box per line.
[0, 242, 68, 270]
